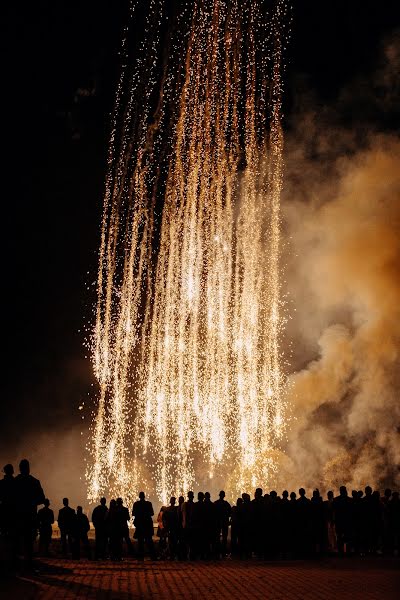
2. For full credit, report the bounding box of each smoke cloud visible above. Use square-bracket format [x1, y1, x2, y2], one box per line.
[280, 36, 400, 492]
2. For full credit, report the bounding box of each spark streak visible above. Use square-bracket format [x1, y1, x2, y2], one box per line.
[87, 0, 289, 504]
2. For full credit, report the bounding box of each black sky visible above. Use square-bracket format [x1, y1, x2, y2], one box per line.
[2, 1, 400, 466]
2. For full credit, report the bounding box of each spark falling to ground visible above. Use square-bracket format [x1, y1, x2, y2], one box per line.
[87, 0, 289, 504]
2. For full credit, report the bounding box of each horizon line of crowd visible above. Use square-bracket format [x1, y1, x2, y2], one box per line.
[0, 459, 399, 567]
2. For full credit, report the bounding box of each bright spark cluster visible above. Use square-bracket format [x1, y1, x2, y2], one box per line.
[87, 0, 290, 505]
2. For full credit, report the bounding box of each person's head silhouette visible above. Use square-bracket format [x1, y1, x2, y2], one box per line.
[3, 464, 14, 476]
[290, 491, 296, 500]
[19, 459, 30, 475]
[219, 490, 225, 499]
[205, 491, 211, 501]
[339, 486, 347, 497]
[100, 497, 107, 506]
[188, 491, 194, 501]
[327, 490, 333, 500]
[178, 495, 184, 505]
[77, 506, 83, 515]
[139, 491, 145, 500]
[365, 485, 372, 497]
[255, 488, 263, 499]
[197, 491, 204, 502]
[170, 496, 176, 506]
[299, 488, 306, 498]
[282, 490, 288, 499]
[44, 498, 50, 507]
[63, 498, 69, 507]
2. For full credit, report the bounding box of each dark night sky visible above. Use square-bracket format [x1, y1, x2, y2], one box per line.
[1, 1, 399, 485]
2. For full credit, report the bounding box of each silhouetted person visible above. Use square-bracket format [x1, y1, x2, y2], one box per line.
[132, 492, 156, 560]
[251, 488, 264, 558]
[288, 492, 298, 556]
[37, 499, 54, 556]
[214, 490, 231, 557]
[177, 495, 185, 559]
[350, 490, 362, 555]
[324, 490, 336, 554]
[107, 499, 121, 560]
[182, 491, 195, 559]
[58, 497, 75, 557]
[157, 504, 168, 558]
[72, 506, 91, 560]
[230, 497, 243, 556]
[371, 490, 383, 554]
[362, 486, 381, 554]
[163, 497, 179, 559]
[15, 459, 45, 564]
[117, 497, 133, 556]
[310, 489, 325, 555]
[0, 464, 17, 567]
[240, 493, 252, 558]
[333, 486, 352, 555]
[193, 491, 206, 558]
[382, 489, 392, 555]
[297, 488, 312, 557]
[266, 491, 281, 558]
[280, 490, 291, 558]
[388, 491, 400, 555]
[92, 497, 108, 559]
[203, 491, 216, 558]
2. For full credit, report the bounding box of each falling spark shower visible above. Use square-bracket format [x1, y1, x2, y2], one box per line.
[88, 0, 289, 503]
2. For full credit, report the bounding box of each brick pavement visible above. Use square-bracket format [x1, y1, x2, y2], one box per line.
[1, 558, 399, 600]
[0, 559, 400, 600]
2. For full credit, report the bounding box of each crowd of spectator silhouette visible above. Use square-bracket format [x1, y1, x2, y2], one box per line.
[0, 460, 399, 568]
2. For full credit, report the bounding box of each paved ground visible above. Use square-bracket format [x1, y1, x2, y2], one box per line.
[1, 557, 399, 600]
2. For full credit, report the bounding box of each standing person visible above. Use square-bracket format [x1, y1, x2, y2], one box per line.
[241, 493, 253, 559]
[177, 495, 185, 559]
[388, 491, 400, 555]
[203, 492, 216, 558]
[297, 488, 312, 557]
[182, 491, 195, 559]
[14, 459, 45, 565]
[157, 504, 168, 559]
[37, 499, 54, 556]
[107, 499, 122, 560]
[350, 490, 363, 555]
[132, 492, 156, 560]
[230, 497, 243, 556]
[72, 506, 91, 560]
[117, 498, 133, 556]
[58, 498, 75, 557]
[323, 491, 336, 554]
[192, 492, 206, 559]
[214, 491, 231, 557]
[92, 497, 108, 559]
[382, 489, 392, 555]
[251, 488, 264, 558]
[310, 490, 325, 556]
[280, 491, 291, 558]
[288, 492, 298, 557]
[333, 486, 352, 555]
[163, 497, 179, 559]
[0, 464, 17, 567]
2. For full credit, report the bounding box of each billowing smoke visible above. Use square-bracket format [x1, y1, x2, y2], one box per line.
[280, 35, 400, 492]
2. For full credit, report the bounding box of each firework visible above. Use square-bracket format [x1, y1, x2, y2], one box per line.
[88, 0, 289, 504]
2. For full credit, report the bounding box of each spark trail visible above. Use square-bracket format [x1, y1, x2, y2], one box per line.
[88, 0, 289, 504]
